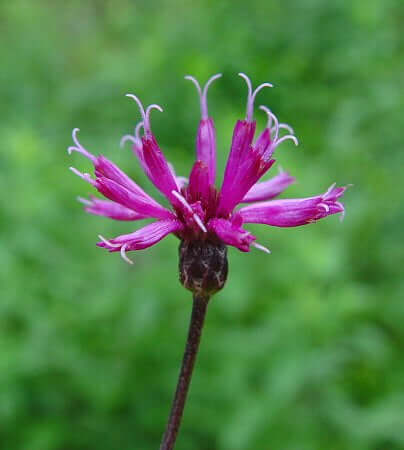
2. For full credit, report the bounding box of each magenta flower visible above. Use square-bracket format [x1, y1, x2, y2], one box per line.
[69, 73, 346, 265]
[68, 73, 348, 450]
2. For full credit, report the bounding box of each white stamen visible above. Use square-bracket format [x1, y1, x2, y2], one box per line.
[259, 106, 279, 141]
[171, 191, 206, 233]
[274, 135, 299, 147]
[278, 123, 295, 135]
[120, 121, 144, 149]
[239, 74, 273, 122]
[69, 166, 84, 177]
[186, 74, 222, 119]
[68, 128, 97, 162]
[193, 214, 207, 233]
[77, 196, 93, 206]
[126, 94, 147, 123]
[69, 167, 95, 184]
[250, 83, 273, 109]
[201, 73, 222, 119]
[120, 243, 134, 265]
[145, 104, 163, 134]
[120, 134, 137, 148]
[98, 235, 122, 248]
[203, 73, 222, 98]
[184, 75, 202, 97]
[238, 73, 253, 100]
[135, 121, 144, 140]
[171, 190, 193, 213]
[318, 203, 330, 212]
[72, 128, 81, 147]
[252, 242, 271, 254]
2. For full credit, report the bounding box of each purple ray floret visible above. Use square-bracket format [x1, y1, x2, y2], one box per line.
[69, 74, 347, 264]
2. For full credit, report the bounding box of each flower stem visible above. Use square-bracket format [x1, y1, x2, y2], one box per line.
[160, 294, 210, 450]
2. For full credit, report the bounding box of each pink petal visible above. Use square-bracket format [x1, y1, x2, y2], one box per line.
[80, 196, 148, 221]
[242, 171, 296, 203]
[94, 155, 155, 201]
[141, 135, 179, 202]
[196, 118, 217, 185]
[221, 120, 256, 194]
[97, 219, 184, 251]
[95, 177, 174, 220]
[239, 184, 347, 227]
[218, 156, 275, 217]
[208, 218, 256, 252]
[187, 161, 211, 204]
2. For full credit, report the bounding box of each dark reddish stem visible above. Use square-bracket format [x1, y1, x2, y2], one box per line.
[160, 295, 210, 450]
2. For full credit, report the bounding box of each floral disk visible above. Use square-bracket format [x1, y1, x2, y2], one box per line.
[69, 73, 347, 264]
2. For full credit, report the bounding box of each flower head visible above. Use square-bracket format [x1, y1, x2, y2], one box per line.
[69, 73, 347, 269]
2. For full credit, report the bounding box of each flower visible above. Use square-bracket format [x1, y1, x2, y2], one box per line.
[69, 73, 347, 265]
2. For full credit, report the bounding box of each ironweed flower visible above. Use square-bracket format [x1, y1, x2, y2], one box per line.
[69, 73, 346, 292]
[68, 73, 348, 449]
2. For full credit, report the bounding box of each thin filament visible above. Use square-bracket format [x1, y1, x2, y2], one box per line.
[274, 134, 299, 148]
[171, 191, 207, 233]
[98, 235, 121, 248]
[120, 243, 134, 264]
[201, 73, 222, 119]
[252, 242, 271, 254]
[259, 106, 279, 141]
[145, 104, 163, 134]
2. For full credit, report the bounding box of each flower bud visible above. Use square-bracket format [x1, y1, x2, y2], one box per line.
[179, 240, 228, 297]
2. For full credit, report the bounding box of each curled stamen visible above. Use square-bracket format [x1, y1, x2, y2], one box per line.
[185, 75, 202, 98]
[77, 196, 92, 206]
[202, 74, 222, 99]
[171, 190, 207, 233]
[201, 74, 222, 119]
[72, 128, 81, 147]
[135, 121, 144, 140]
[252, 242, 271, 254]
[69, 167, 96, 185]
[126, 93, 147, 126]
[98, 235, 122, 248]
[259, 106, 279, 141]
[120, 121, 145, 149]
[68, 128, 97, 163]
[120, 243, 134, 265]
[185, 74, 222, 119]
[120, 134, 137, 148]
[250, 83, 273, 115]
[238, 72, 253, 101]
[273, 134, 299, 148]
[239, 73, 273, 122]
[278, 123, 295, 135]
[239, 73, 253, 120]
[145, 104, 163, 134]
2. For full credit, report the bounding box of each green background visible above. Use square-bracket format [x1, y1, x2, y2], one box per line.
[1, 0, 403, 449]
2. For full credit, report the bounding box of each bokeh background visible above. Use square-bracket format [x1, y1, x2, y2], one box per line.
[1, 0, 403, 449]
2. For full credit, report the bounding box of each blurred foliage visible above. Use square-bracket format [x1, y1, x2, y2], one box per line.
[1, 0, 404, 449]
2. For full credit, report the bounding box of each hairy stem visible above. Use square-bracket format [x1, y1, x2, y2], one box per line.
[160, 295, 210, 450]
